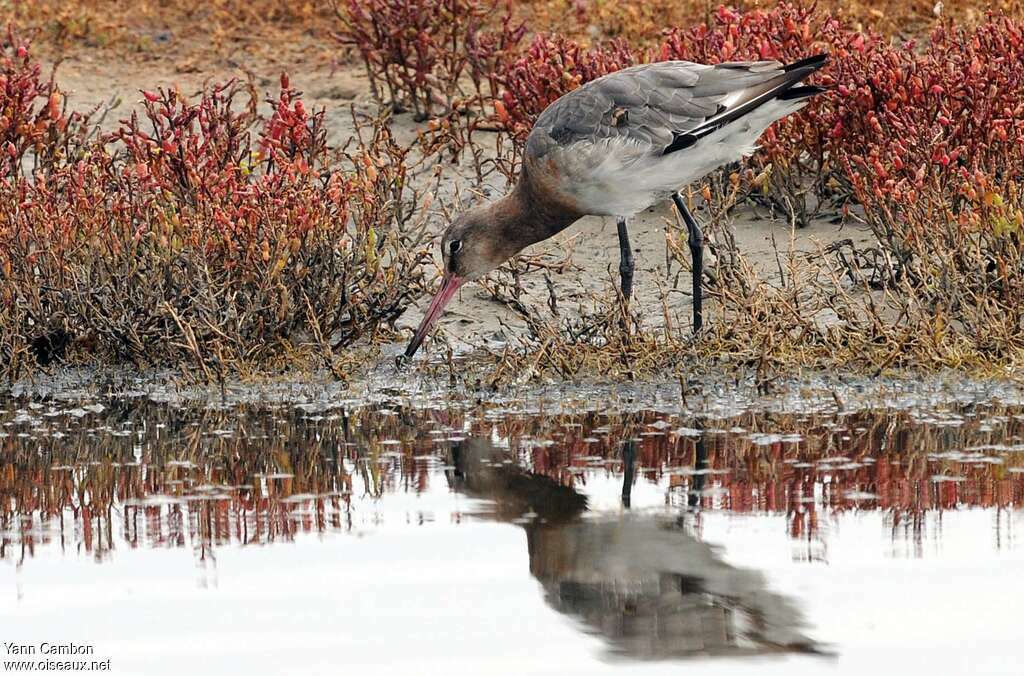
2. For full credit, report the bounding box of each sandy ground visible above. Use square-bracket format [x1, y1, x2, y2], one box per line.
[45, 45, 876, 356]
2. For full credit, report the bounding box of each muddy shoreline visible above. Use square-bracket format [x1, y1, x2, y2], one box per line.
[7, 364, 1023, 418]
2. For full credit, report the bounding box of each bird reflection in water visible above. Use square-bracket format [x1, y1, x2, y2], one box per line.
[446, 437, 821, 660]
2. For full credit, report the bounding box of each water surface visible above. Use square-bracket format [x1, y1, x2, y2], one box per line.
[2, 387, 1022, 674]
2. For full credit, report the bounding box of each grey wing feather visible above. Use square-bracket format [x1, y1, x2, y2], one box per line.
[526, 60, 795, 159]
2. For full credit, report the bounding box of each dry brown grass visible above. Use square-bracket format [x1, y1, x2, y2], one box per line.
[10, 0, 1024, 61]
[518, 0, 1024, 46]
[1, 0, 334, 51]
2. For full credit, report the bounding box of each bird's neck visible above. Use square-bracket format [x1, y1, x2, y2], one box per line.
[490, 168, 583, 255]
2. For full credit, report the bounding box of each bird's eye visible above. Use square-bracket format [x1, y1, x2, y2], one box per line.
[448, 240, 462, 256]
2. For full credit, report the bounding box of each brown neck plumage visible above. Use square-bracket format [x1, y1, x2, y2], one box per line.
[487, 166, 584, 259]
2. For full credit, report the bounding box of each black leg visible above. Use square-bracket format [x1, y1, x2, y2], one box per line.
[616, 217, 635, 301]
[671, 193, 704, 333]
[621, 439, 636, 508]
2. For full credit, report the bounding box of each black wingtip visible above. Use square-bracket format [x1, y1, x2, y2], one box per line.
[662, 53, 830, 157]
[664, 132, 698, 154]
[776, 84, 828, 101]
[783, 53, 829, 73]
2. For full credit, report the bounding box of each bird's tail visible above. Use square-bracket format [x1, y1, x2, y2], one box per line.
[776, 54, 829, 100]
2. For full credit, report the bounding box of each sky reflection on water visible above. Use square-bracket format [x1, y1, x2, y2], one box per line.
[1, 392, 1022, 674]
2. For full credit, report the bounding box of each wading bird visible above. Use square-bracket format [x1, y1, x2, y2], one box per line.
[404, 54, 828, 359]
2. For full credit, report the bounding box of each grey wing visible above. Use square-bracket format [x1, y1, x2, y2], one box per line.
[525, 60, 787, 159]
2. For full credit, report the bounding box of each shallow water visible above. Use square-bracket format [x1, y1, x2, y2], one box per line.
[2, 386, 1023, 675]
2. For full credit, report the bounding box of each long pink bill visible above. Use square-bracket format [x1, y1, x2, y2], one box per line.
[403, 272, 465, 359]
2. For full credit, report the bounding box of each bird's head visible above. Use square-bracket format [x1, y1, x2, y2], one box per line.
[439, 205, 512, 281]
[403, 203, 518, 359]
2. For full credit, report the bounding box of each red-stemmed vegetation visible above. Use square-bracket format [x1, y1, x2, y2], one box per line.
[495, 33, 637, 141]
[0, 35, 431, 380]
[335, 0, 526, 120]
[3, 0, 1024, 380]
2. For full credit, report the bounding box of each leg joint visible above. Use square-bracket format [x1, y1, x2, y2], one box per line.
[619, 251, 635, 273]
[688, 223, 704, 250]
